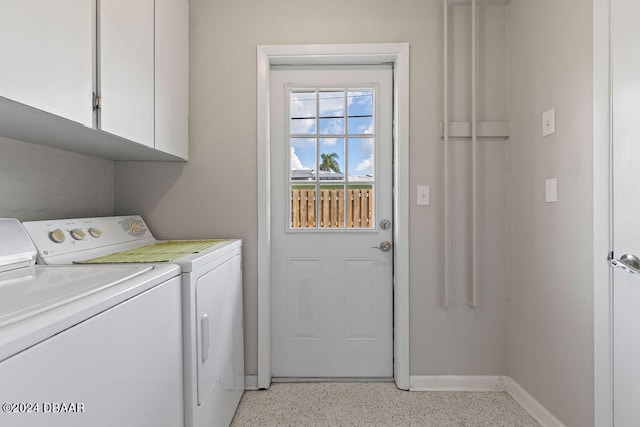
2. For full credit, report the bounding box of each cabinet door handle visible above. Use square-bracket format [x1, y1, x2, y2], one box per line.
[201, 314, 209, 363]
[92, 92, 101, 111]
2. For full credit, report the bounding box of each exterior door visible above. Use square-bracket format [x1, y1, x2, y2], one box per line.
[270, 65, 393, 377]
[611, 0, 640, 423]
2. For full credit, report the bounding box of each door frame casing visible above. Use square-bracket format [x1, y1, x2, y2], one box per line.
[257, 43, 410, 389]
[593, 0, 613, 425]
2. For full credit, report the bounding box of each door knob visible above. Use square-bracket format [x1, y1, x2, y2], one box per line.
[373, 241, 392, 252]
[609, 252, 640, 274]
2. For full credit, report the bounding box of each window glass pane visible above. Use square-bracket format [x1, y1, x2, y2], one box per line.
[348, 117, 373, 135]
[319, 184, 345, 228]
[290, 138, 316, 180]
[318, 138, 345, 181]
[319, 91, 345, 135]
[290, 185, 316, 228]
[347, 138, 374, 181]
[347, 184, 374, 229]
[291, 119, 316, 134]
[347, 91, 373, 134]
[290, 91, 316, 134]
[287, 87, 376, 231]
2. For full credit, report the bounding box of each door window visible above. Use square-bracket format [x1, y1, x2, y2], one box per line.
[288, 88, 376, 230]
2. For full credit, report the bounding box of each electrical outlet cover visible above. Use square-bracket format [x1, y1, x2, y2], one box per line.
[417, 185, 430, 206]
[545, 178, 558, 203]
[542, 109, 556, 136]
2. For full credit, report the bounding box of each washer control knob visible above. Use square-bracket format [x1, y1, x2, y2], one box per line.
[88, 227, 103, 238]
[70, 228, 86, 240]
[49, 229, 66, 243]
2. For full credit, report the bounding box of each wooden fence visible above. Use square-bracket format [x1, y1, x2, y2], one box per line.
[291, 188, 373, 228]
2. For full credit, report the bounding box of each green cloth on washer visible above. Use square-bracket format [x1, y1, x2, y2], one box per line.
[74, 240, 227, 263]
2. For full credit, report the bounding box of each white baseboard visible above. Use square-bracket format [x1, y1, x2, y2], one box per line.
[506, 377, 566, 427]
[410, 375, 508, 392]
[244, 375, 259, 390]
[409, 375, 566, 427]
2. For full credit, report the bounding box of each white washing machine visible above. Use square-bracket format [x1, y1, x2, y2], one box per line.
[0, 218, 183, 427]
[22, 215, 245, 427]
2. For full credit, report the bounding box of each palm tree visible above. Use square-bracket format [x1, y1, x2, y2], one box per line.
[319, 152, 341, 173]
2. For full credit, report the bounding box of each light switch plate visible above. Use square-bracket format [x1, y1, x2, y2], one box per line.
[545, 178, 558, 203]
[417, 185, 430, 206]
[542, 109, 556, 136]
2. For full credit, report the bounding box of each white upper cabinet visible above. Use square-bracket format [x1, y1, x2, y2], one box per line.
[98, 0, 155, 148]
[0, 0, 94, 127]
[0, 0, 188, 161]
[155, 0, 189, 160]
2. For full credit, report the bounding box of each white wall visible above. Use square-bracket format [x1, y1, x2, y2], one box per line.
[506, 0, 594, 425]
[115, 0, 508, 377]
[0, 136, 114, 221]
[423, 2, 508, 375]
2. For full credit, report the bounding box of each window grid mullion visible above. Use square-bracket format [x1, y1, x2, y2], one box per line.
[343, 89, 349, 228]
[315, 89, 320, 229]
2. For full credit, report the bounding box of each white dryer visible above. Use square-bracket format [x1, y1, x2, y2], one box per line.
[0, 218, 183, 427]
[23, 216, 245, 427]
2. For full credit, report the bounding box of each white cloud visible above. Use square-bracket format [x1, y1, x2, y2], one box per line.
[319, 92, 344, 116]
[354, 139, 374, 175]
[349, 91, 373, 108]
[359, 122, 374, 134]
[290, 92, 315, 117]
[290, 92, 316, 134]
[355, 155, 373, 174]
[291, 147, 307, 170]
[322, 118, 344, 135]
[321, 138, 339, 147]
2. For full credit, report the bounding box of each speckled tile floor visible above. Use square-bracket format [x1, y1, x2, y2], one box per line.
[230, 382, 540, 426]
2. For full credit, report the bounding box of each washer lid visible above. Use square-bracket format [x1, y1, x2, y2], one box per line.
[0, 264, 153, 328]
[0, 218, 36, 272]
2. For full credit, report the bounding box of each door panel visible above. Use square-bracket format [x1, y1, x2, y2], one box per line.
[612, 0, 640, 423]
[344, 258, 379, 340]
[288, 258, 322, 340]
[270, 66, 393, 378]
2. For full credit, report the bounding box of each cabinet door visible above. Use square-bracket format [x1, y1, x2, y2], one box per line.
[155, 0, 189, 159]
[0, 0, 94, 127]
[99, 0, 154, 147]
